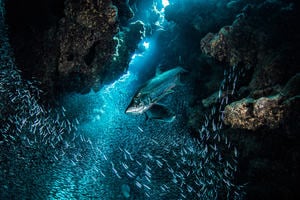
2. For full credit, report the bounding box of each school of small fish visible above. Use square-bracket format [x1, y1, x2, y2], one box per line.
[0, 1, 247, 198]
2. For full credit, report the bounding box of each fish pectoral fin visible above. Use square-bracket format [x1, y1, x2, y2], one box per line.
[146, 104, 176, 123]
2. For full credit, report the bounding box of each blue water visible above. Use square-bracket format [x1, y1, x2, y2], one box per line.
[48, 36, 243, 199]
[57, 42, 196, 199]
[0, 0, 245, 199]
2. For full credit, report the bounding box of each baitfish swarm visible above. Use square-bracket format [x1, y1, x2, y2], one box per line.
[1, 0, 246, 199]
[0, 2, 94, 198]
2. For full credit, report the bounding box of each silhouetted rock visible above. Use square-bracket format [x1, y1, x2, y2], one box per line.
[5, 0, 136, 95]
[201, 0, 299, 130]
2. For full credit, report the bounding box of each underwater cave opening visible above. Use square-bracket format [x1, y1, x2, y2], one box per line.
[52, 0, 244, 198]
[0, 0, 251, 199]
[2, 0, 300, 199]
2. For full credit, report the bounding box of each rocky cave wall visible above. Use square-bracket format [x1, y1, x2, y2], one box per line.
[3, 0, 300, 198]
[199, 0, 300, 131]
[5, 0, 143, 96]
[163, 0, 300, 199]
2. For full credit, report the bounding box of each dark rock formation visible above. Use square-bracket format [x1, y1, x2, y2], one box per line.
[55, 0, 120, 93]
[100, 20, 145, 89]
[224, 73, 300, 130]
[281, 73, 300, 98]
[200, 0, 300, 130]
[200, 15, 257, 68]
[112, 0, 134, 25]
[198, 1, 300, 198]
[5, 0, 139, 96]
[223, 95, 286, 130]
[165, 0, 236, 37]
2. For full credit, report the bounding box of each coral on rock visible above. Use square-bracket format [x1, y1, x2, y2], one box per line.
[223, 95, 286, 130]
[99, 20, 145, 89]
[5, 0, 136, 95]
[200, 0, 300, 130]
[56, 0, 120, 93]
[200, 16, 256, 68]
[197, 2, 300, 197]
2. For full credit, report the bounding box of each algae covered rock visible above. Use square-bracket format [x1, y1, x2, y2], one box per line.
[224, 72, 300, 131]
[201, 0, 299, 132]
[5, 0, 136, 95]
[223, 95, 286, 130]
[47, 0, 120, 93]
[200, 14, 256, 68]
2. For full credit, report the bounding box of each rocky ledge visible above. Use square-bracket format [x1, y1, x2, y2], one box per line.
[200, 0, 299, 131]
[5, 0, 140, 96]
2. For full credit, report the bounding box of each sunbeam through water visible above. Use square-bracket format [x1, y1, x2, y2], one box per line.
[4, 0, 299, 199]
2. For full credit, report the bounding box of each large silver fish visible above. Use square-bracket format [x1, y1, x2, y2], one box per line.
[125, 66, 186, 122]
